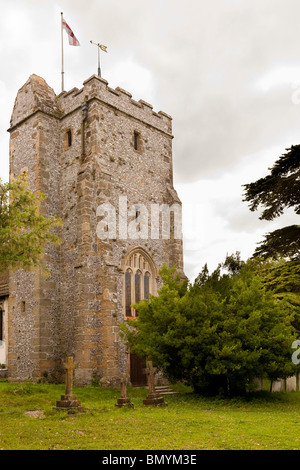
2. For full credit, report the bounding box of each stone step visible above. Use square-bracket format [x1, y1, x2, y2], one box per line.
[132, 385, 179, 395]
[155, 386, 178, 395]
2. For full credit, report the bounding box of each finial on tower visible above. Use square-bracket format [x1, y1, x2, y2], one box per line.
[90, 40, 108, 77]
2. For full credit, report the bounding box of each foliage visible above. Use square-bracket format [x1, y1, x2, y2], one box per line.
[252, 225, 300, 260]
[260, 259, 300, 294]
[256, 258, 300, 333]
[243, 145, 300, 259]
[0, 174, 62, 273]
[3, 381, 300, 450]
[119, 265, 188, 369]
[243, 145, 300, 220]
[231, 256, 300, 331]
[120, 260, 298, 396]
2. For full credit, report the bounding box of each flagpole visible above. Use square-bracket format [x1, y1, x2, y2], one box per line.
[98, 44, 101, 77]
[61, 12, 64, 92]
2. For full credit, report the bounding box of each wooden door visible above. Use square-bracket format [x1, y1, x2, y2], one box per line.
[130, 353, 147, 386]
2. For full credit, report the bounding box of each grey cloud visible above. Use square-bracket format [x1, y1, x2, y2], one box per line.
[2, 0, 300, 279]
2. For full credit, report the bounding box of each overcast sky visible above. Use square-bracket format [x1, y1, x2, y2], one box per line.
[0, 0, 299, 281]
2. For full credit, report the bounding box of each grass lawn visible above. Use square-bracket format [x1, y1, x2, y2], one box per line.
[0, 380, 300, 450]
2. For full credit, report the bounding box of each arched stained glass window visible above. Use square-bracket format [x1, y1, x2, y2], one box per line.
[123, 250, 156, 318]
[125, 269, 132, 317]
[135, 270, 141, 306]
[144, 272, 150, 300]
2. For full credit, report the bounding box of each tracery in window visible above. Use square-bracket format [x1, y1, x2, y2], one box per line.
[123, 249, 157, 318]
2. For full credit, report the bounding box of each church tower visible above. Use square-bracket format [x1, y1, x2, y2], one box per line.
[7, 74, 184, 386]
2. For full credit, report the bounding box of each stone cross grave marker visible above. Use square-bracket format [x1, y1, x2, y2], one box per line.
[115, 373, 134, 408]
[120, 373, 127, 398]
[144, 360, 156, 394]
[64, 356, 76, 396]
[143, 360, 167, 406]
[55, 356, 84, 411]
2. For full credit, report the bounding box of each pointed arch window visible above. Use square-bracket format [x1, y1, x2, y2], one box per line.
[123, 250, 157, 318]
[125, 269, 132, 317]
[135, 270, 141, 309]
[144, 272, 150, 300]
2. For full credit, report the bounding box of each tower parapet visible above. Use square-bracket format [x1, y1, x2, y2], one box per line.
[56, 74, 173, 136]
[10, 74, 60, 129]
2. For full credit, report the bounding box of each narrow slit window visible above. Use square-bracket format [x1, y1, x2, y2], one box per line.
[135, 208, 141, 232]
[134, 131, 140, 151]
[67, 130, 72, 147]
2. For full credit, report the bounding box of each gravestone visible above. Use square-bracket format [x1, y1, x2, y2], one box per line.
[115, 373, 134, 408]
[286, 376, 297, 392]
[55, 356, 84, 411]
[251, 378, 263, 391]
[143, 360, 167, 406]
[271, 379, 284, 392]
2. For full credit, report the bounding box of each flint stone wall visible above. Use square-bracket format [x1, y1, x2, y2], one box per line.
[7, 74, 183, 385]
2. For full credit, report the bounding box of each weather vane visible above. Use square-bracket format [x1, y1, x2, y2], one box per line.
[90, 41, 108, 78]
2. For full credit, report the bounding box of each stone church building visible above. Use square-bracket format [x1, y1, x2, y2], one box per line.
[0, 74, 184, 386]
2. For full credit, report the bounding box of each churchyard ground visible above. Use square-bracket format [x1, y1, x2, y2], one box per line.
[0, 380, 300, 450]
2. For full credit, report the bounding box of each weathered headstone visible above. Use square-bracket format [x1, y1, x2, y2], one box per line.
[55, 356, 84, 411]
[286, 375, 297, 392]
[115, 373, 134, 408]
[143, 360, 167, 406]
[271, 379, 284, 392]
[251, 378, 263, 391]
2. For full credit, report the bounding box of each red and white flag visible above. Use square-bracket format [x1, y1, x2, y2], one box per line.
[62, 17, 80, 46]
